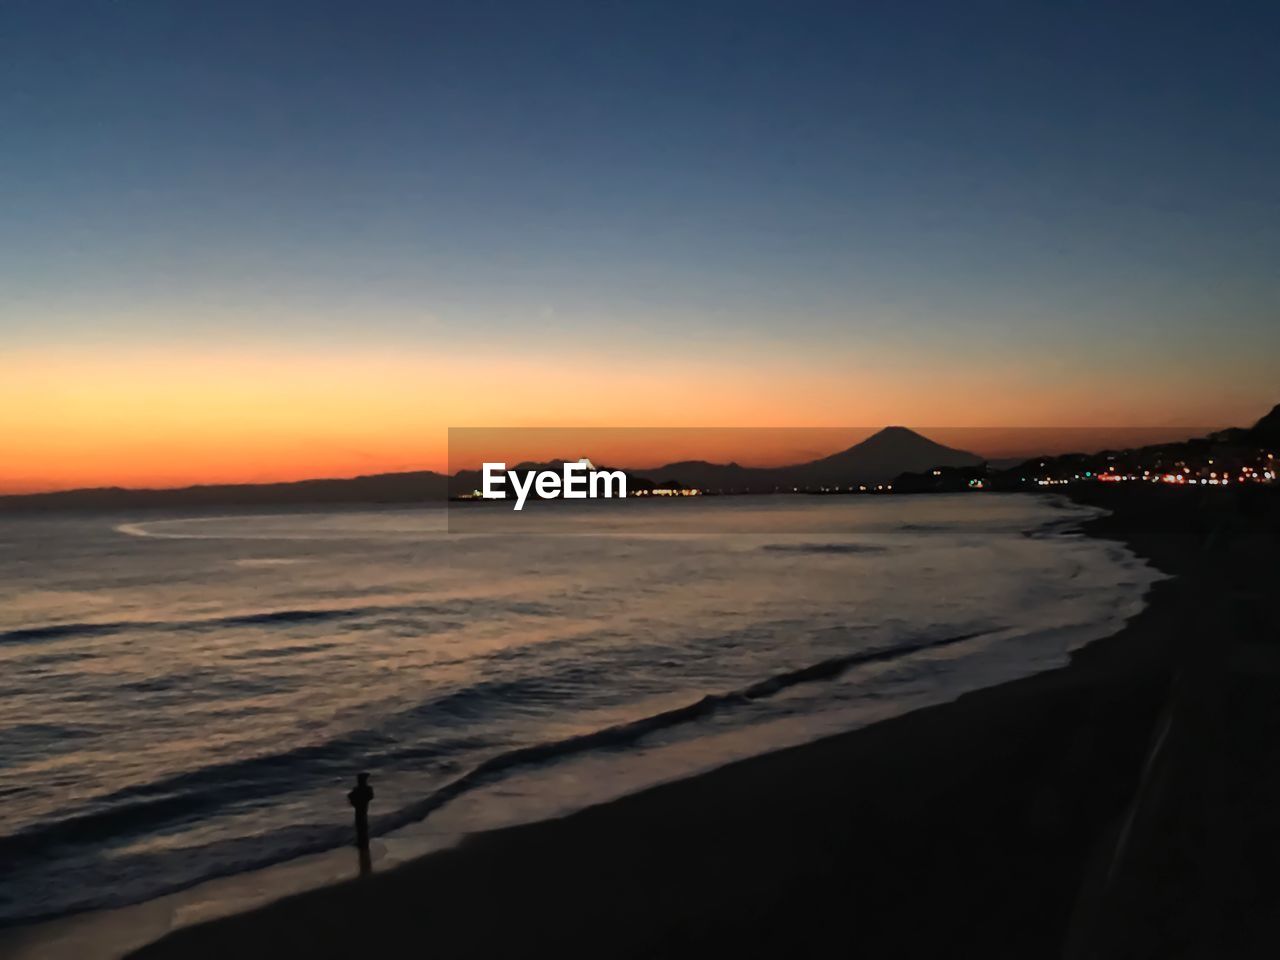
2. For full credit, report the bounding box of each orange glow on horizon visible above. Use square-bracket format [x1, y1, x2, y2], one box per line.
[0, 343, 1243, 494]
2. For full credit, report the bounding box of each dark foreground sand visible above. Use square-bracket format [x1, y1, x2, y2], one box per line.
[132, 487, 1279, 959]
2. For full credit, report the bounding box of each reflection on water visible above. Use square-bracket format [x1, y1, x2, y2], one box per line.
[0, 494, 1160, 940]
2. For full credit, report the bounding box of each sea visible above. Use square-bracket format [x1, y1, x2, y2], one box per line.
[0, 494, 1161, 956]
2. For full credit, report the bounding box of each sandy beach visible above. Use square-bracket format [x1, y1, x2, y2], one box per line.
[116, 486, 1277, 958]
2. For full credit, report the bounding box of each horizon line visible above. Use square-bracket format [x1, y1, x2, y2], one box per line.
[0, 423, 1230, 497]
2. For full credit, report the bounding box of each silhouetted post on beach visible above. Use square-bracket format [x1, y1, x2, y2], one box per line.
[348, 772, 374, 877]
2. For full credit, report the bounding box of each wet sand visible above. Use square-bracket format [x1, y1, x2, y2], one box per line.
[129, 486, 1278, 958]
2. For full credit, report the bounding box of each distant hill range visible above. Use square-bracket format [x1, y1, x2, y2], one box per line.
[629, 426, 982, 492]
[893, 403, 1280, 494]
[0, 471, 451, 513]
[1213, 402, 1280, 447]
[983, 403, 1280, 490]
[5, 409, 1275, 511]
[0, 426, 981, 511]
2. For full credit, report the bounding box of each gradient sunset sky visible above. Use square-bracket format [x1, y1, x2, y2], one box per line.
[3, 1, 1278, 492]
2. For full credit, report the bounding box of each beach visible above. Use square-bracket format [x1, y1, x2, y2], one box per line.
[115, 486, 1276, 958]
[1, 494, 1148, 935]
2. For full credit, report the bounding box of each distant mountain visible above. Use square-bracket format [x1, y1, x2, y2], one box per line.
[1250, 403, 1280, 445]
[635, 427, 983, 491]
[0, 471, 449, 512]
[985, 456, 1031, 471]
[625, 460, 762, 491]
[777, 426, 983, 486]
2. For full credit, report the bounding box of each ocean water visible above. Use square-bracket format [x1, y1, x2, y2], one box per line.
[0, 494, 1159, 935]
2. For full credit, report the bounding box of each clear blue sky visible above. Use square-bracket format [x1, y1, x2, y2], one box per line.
[2, 1, 1278, 488]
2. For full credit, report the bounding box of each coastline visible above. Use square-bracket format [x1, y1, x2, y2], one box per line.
[116, 486, 1247, 959]
[12, 485, 1273, 958]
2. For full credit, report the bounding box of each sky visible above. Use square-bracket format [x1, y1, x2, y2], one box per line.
[2, 0, 1278, 491]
